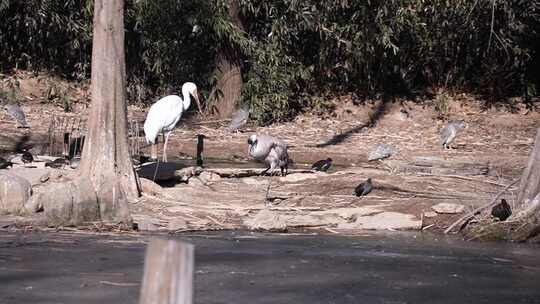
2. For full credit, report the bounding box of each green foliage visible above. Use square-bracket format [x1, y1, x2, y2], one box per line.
[0, 0, 538, 123]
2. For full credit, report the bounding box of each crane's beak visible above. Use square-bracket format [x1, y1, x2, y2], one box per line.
[193, 90, 203, 116]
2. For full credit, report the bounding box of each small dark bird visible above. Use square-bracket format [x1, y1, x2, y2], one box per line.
[354, 178, 373, 197]
[491, 199, 512, 221]
[132, 154, 150, 166]
[0, 157, 13, 169]
[21, 150, 34, 164]
[45, 157, 69, 169]
[311, 158, 332, 172]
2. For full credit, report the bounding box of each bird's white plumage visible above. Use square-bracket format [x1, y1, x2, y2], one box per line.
[144, 95, 184, 144]
[248, 134, 289, 175]
[143, 82, 202, 161]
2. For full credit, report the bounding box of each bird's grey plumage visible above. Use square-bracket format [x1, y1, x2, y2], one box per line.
[312, 158, 332, 172]
[354, 178, 373, 197]
[69, 156, 81, 169]
[227, 108, 249, 132]
[368, 144, 398, 161]
[247, 134, 289, 176]
[440, 120, 466, 149]
[3, 103, 29, 128]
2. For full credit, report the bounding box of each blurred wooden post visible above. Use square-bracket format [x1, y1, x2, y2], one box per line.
[139, 239, 194, 304]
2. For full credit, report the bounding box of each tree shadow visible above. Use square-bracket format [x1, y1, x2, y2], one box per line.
[315, 95, 392, 148]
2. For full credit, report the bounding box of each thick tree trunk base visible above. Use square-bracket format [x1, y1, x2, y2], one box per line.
[30, 177, 100, 227]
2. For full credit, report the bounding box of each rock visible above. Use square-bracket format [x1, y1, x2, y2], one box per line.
[279, 173, 318, 183]
[338, 212, 422, 230]
[0, 173, 32, 214]
[244, 209, 287, 231]
[133, 215, 161, 231]
[167, 218, 188, 231]
[432, 203, 465, 214]
[139, 178, 162, 196]
[187, 177, 206, 187]
[279, 213, 341, 227]
[241, 177, 265, 185]
[175, 166, 203, 182]
[368, 144, 398, 161]
[423, 211, 438, 218]
[318, 206, 382, 220]
[39, 172, 50, 183]
[199, 171, 221, 183]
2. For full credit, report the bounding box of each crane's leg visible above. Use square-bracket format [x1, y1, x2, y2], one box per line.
[163, 132, 170, 162]
[151, 143, 158, 160]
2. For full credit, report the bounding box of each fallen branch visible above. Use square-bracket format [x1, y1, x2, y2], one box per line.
[100, 281, 139, 287]
[416, 173, 510, 187]
[444, 177, 520, 234]
[206, 168, 314, 178]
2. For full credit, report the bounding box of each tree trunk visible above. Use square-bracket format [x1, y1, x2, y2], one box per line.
[508, 128, 540, 240]
[516, 128, 540, 210]
[208, 0, 243, 119]
[79, 0, 140, 223]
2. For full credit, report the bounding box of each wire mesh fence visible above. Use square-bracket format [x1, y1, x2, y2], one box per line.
[46, 115, 143, 158]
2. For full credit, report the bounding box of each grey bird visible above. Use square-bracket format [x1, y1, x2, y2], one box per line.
[368, 144, 398, 161]
[227, 108, 250, 132]
[247, 134, 289, 176]
[0, 157, 13, 169]
[440, 120, 467, 149]
[491, 199, 512, 221]
[354, 178, 373, 197]
[3, 103, 30, 128]
[312, 158, 332, 172]
[69, 156, 81, 169]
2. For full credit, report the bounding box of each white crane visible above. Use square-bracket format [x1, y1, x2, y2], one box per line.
[143, 82, 203, 162]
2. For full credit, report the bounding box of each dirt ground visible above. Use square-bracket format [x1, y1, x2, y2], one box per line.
[1, 71, 539, 234]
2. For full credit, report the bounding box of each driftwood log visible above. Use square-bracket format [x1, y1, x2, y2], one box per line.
[137, 163, 315, 182]
[386, 157, 489, 176]
[205, 168, 314, 178]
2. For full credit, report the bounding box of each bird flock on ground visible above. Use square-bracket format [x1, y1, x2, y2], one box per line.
[1, 81, 508, 218]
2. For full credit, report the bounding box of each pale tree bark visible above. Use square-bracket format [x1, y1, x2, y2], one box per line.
[208, 0, 243, 119]
[508, 128, 540, 241]
[79, 0, 140, 223]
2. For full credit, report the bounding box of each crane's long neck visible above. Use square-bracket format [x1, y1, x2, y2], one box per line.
[182, 88, 191, 112]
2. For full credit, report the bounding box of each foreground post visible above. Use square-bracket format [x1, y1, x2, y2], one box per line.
[139, 239, 194, 304]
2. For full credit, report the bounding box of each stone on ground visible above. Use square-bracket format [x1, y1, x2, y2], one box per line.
[0, 173, 32, 214]
[167, 218, 188, 231]
[280, 173, 318, 182]
[244, 209, 287, 231]
[432, 203, 465, 214]
[139, 178, 162, 196]
[339, 212, 422, 230]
